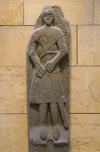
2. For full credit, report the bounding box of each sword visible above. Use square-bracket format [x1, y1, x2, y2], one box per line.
[48, 71, 69, 129]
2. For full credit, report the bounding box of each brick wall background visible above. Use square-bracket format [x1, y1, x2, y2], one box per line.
[0, 0, 100, 151]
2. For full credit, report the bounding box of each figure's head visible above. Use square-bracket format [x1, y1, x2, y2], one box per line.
[42, 4, 55, 26]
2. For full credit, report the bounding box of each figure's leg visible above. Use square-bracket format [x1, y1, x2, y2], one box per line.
[50, 102, 60, 140]
[39, 103, 48, 140]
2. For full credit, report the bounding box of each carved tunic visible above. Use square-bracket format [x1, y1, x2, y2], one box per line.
[28, 26, 68, 104]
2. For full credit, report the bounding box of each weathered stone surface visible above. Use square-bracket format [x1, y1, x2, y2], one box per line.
[0, 114, 28, 152]
[0, 26, 33, 66]
[78, 26, 100, 65]
[94, 0, 100, 24]
[0, 67, 27, 113]
[27, 4, 70, 151]
[0, 0, 23, 25]
[70, 67, 100, 113]
[70, 114, 100, 152]
[24, 0, 93, 25]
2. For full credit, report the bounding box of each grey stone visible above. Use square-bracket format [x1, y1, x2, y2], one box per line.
[27, 4, 70, 152]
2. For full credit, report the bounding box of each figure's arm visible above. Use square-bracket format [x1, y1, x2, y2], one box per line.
[45, 36, 68, 72]
[27, 34, 45, 78]
[53, 36, 68, 65]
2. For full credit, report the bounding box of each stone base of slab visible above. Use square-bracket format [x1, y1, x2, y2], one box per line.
[30, 125, 69, 146]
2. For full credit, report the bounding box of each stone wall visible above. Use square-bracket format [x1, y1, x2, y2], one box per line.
[0, 0, 100, 151]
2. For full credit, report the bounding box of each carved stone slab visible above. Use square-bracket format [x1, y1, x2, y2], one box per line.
[27, 4, 70, 152]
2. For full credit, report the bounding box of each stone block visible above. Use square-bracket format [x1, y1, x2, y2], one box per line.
[0, 67, 27, 113]
[0, 0, 23, 25]
[78, 26, 100, 65]
[70, 26, 77, 65]
[0, 114, 28, 152]
[70, 67, 100, 113]
[70, 114, 100, 152]
[0, 26, 33, 66]
[94, 0, 100, 24]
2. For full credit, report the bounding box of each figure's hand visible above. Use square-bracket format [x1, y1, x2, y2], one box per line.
[36, 66, 46, 78]
[45, 61, 55, 73]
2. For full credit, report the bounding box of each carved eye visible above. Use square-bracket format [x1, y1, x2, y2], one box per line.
[44, 14, 47, 17]
[49, 14, 52, 17]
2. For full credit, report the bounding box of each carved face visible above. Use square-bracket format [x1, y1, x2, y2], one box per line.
[42, 10, 54, 26]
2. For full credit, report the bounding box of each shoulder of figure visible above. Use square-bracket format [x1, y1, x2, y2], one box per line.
[32, 27, 44, 37]
[52, 27, 63, 34]
[30, 27, 44, 42]
[52, 27, 64, 41]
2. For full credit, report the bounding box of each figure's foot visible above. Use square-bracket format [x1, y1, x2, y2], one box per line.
[53, 125, 60, 140]
[40, 126, 47, 140]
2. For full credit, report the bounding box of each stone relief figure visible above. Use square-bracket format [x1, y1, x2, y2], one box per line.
[27, 4, 70, 151]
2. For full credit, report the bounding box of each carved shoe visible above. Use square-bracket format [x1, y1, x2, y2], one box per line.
[53, 125, 60, 140]
[40, 126, 47, 140]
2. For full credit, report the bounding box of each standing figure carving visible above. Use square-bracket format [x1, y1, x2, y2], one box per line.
[27, 4, 70, 151]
